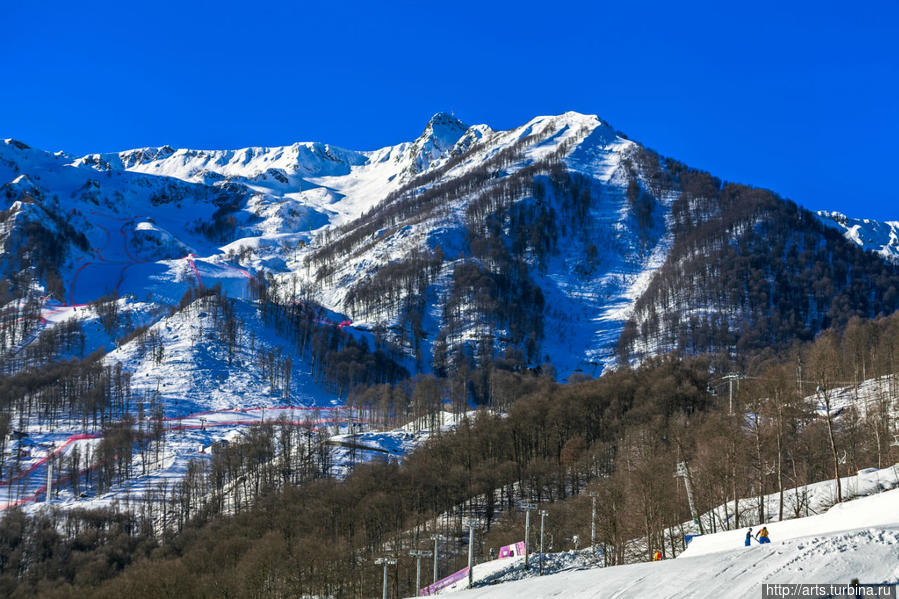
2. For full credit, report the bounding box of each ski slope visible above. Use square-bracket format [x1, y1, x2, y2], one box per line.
[444, 487, 899, 599]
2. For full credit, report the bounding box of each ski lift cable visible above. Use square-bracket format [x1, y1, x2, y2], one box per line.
[712, 374, 862, 388]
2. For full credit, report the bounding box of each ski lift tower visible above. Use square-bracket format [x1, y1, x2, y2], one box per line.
[44, 443, 55, 502]
[538, 510, 549, 576]
[409, 549, 432, 594]
[519, 502, 538, 570]
[466, 520, 484, 589]
[587, 492, 597, 558]
[675, 461, 701, 531]
[429, 534, 444, 585]
[374, 557, 397, 599]
[722, 373, 742, 414]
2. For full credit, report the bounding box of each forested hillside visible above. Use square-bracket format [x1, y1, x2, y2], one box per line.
[616, 150, 899, 363]
[1, 311, 897, 598]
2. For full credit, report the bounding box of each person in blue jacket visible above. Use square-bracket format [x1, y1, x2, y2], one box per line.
[745, 528, 753, 546]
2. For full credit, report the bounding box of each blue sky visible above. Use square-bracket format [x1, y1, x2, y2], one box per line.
[2, 0, 896, 220]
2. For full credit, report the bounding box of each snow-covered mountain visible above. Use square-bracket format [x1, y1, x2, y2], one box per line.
[0, 112, 641, 374]
[2, 111, 899, 527]
[5, 108, 899, 599]
[817, 210, 899, 264]
[2, 111, 899, 383]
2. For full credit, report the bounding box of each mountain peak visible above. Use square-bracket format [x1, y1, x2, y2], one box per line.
[401, 112, 471, 176]
[421, 111, 468, 144]
[426, 110, 465, 125]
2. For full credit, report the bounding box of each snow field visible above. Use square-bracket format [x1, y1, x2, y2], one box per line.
[442, 487, 899, 599]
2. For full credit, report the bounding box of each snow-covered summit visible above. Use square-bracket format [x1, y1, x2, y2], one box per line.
[404, 111, 471, 174]
[80, 113, 476, 187]
[83, 141, 369, 184]
[818, 210, 899, 263]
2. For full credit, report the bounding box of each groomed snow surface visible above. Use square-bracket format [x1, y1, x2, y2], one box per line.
[436, 482, 899, 598]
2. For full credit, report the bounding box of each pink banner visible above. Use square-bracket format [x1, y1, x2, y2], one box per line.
[419, 567, 469, 596]
[498, 541, 526, 559]
[418, 541, 526, 595]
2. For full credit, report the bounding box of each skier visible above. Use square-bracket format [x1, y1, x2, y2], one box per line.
[756, 526, 770, 544]
[653, 550, 662, 561]
[745, 528, 753, 546]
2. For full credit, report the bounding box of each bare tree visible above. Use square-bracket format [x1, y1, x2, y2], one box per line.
[809, 332, 843, 503]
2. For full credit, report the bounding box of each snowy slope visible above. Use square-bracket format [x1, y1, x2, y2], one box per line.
[104, 110, 664, 378]
[681, 479, 899, 558]
[4, 117, 897, 381]
[3, 112, 668, 376]
[83, 112, 484, 228]
[2, 112, 896, 440]
[818, 210, 899, 264]
[445, 487, 899, 599]
[0, 138, 258, 304]
[0, 115, 507, 513]
[9, 115, 895, 381]
[5, 112, 899, 532]
[283, 111, 666, 374]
